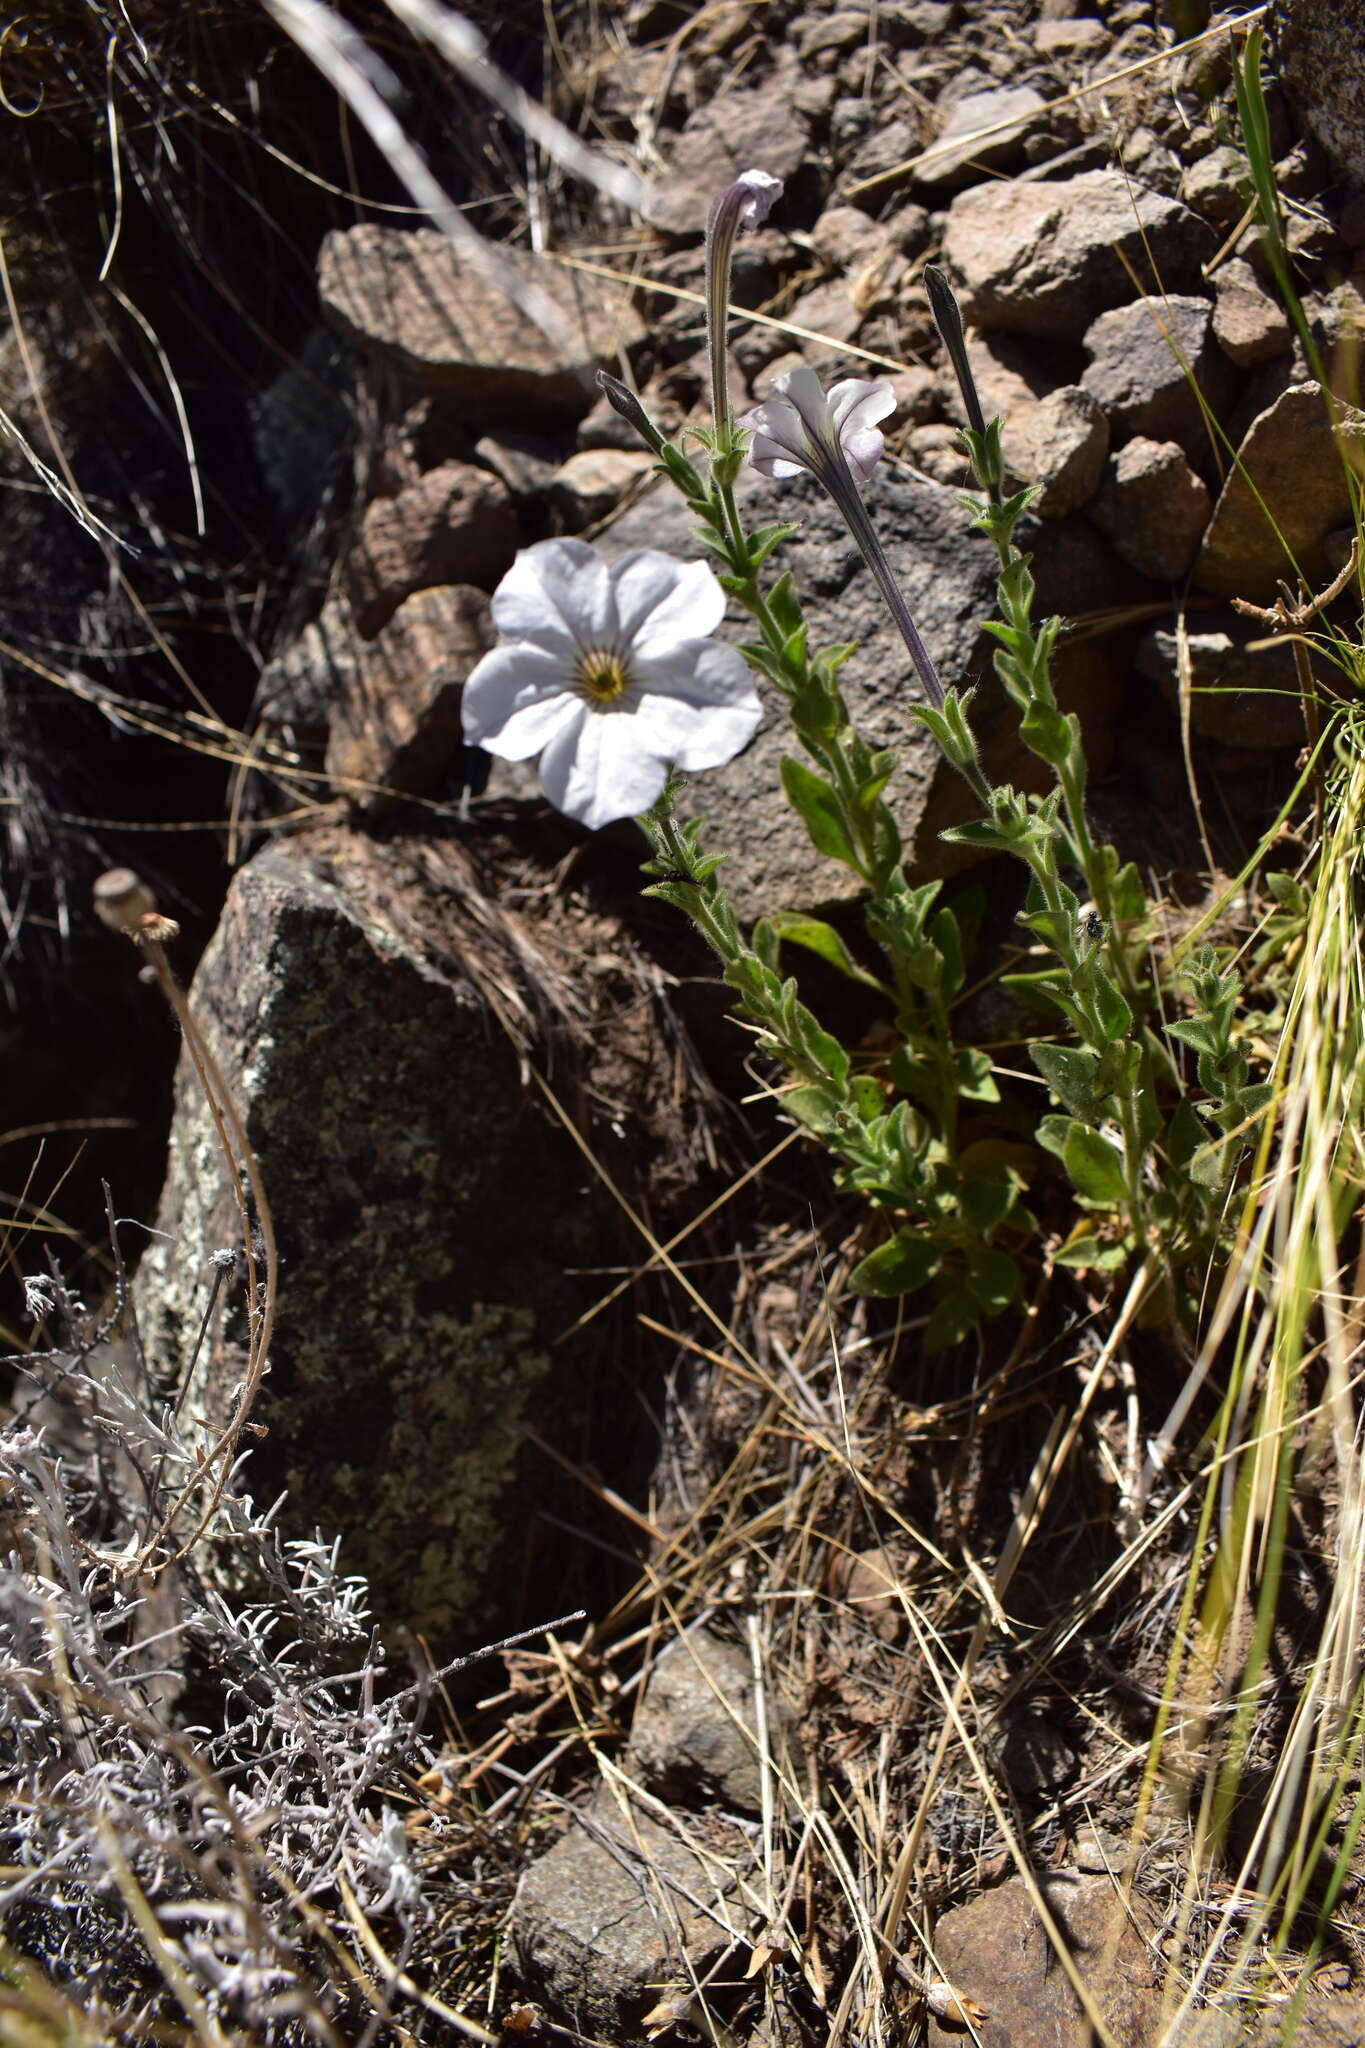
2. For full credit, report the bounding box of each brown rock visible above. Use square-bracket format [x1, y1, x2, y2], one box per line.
[1081, 295, 1231, 451]
[318, 225, 644, 416]
[1135, 607, 1308, 749]
[1195, 383, 1362, 600]
[1093, 437, 1211, 582]
[344, 462, 519, 637]
[1212, 259, 1292, 367]
[642, 62, 811, 236]
[1034, 17, 1109, 55]
[926, 1873, 1159, 2048]
[1004, 385, 1108, 516]
[1180, 143, 1250, 227]
[324, 585, 492, 818]
[548, 448, 653, 529]
[942, 170, 1214, 340]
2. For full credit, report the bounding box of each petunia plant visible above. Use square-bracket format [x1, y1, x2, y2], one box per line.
[463, 167, 1275, 1342]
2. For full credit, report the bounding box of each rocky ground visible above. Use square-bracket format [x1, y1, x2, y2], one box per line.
[4, 0, 1365, 2041]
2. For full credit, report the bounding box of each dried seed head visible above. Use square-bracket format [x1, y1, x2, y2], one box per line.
[93, 867, 180, 945]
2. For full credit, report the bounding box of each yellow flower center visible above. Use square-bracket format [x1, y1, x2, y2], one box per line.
[574, 647, 631, 705]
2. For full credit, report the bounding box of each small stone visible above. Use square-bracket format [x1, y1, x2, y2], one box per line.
[324, 585, 493, 818]
[548, 448, 654, 529]
[907, 421, 972, 486]
[318, 226, 644, 417]
[886, 364, 939, 426]
[809, 204, 887, 271]
[1212, 259, 1293, 367]
[796, 9, 868, 56]
[1180, 143, 1249, 226]
[1004, 385, 1108, 516]
[1034, 17, 1110, 54]
[643, 63, 812, 236]
[1195, 382, 1362, 600]
[473, 431, 561, 505]
[1092, 437, 1212, 582]
[1135, 606, 1306, 749]
[943, 169, 1215, 339]
[1082, 294, 1230, 451]
[630, 1625, 781, 1813]
[512, 1793, 753, 2034]
[918, 85, 1048, 188]
[926, 1874, 1159, 2048]
[344, 461, 519, 638]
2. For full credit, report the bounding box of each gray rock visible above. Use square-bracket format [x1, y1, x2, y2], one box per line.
[511, 1791, 752, 2034]
[598, 467, 1000, 916]
[917, 85, 1048, 189]
[1277, 0, 1365, 182]
[1135, 608, 1307, 749]
[1195, 382, 1362, 600]
[1081, 295, 1231, 450]
[1212, 259, 1293, 368]
[256, 598, 358, 734]
[942, 169, 1215, 340]
[1092, 437, 1212, 582]
[630, 1626, 781, 1813]
[344, 461, 519, 637]
[1003, 385, 1108, 516]
[134, 833, 666, 1644]
[324, 585, 493, 818]
[318, 226, 644, 417]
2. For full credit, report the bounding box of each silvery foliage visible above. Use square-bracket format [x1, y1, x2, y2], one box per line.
[1, 1260, 438, 2039]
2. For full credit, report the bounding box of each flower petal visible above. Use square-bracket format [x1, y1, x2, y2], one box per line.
[490, 537, 616, 652]
[538, 707, 670, 829]
[461, 644, 579, 759]
[828, 378, 896, 481]
[612, 552, 726, 654]
[737, 397, 809, 476]
[769, 365, 839, 449]
[734, 167, 783, 228]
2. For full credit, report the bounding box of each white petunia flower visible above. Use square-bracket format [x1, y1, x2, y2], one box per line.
[462, 538, 763, 830]
[740, 367, 896, 486]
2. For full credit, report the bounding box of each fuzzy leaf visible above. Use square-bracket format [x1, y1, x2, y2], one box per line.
[1030, 1042, 1105, 1121]
[1062, 1123, 1129, 1207]
[766, 913, 889, 992]
[848, 1233, 941, 1297]
[780, 758, 856, 865]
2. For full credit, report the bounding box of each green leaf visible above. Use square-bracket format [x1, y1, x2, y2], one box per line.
[1167, 1017, 1221, 1058]
[1093, 971, 1133, 1044]
[1111, 861, 1146, 921]
[765, 913, 890, 993]
[955, 1046, 1000, 1103]
[848, 1232, 941, 1297]
[1020, 702, 1075, 768]
[782, 1083, 847, 1137]
[924, 1289, 979, 1351]
[1166, 1098, 1210, 1172]
[1030, 1042, 1105, 1121]
[956, 1159, 1019, 1234]
[1054, 1232, 1130, 1273]
[1036, 1114, 1077, 1164]
[965, 1245, 1020, 1314]
[780, 757, 856, 866]
[1062, 1123, 1129, 1207]
[748, 520, 798, 567]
